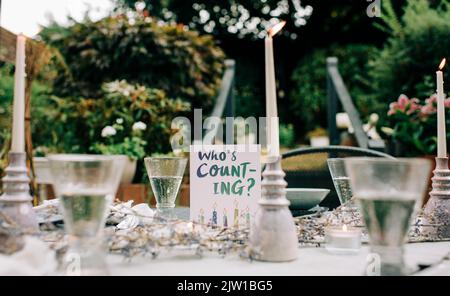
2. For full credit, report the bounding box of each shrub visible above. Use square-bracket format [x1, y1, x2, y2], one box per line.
[369, 0, 450, 123]
[289, 44, 377, 139]
[383, 94, 450, 156]
[32, 80, 190, 155]
[90, 119, 147, 160]
[39, 13, 225, 112]
[279, 123, 295, 148]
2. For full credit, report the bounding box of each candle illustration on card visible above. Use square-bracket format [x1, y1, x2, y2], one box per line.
[245, 206, 250, 228]
[199, 208, 205, 225]
[190, 145, 261, 227]
[223, 208, 228, 228]
[212, 202, 218, 227]
[234, 200, 239, 228]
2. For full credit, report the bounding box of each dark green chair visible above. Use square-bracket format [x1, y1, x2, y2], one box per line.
[281, 146, 395, 211]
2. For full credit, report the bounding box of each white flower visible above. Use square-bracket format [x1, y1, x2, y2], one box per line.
[103, 81, 120, 93]
[101, 126, 117, 138]
[132, 121, 147, 131]
[116, 118, 124, 124]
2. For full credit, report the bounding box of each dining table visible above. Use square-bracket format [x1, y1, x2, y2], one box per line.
[103, 208, 450, 276]
[3, 206, 449, 276]
[106, 241, 450, 276]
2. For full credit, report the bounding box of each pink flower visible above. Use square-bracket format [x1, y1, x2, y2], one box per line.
[419, 95, 450, 117]
[420, 95, 437, 116]
[445, 98, 450, 109]
[388, 94, 421, 116]
[408, 98, 421, 114]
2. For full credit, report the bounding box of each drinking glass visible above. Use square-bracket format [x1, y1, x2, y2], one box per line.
[48, 154, 125, 275]
[327, 158, 355, 209]
[144, 157, 187, 218]
[344, 158, 431, 276]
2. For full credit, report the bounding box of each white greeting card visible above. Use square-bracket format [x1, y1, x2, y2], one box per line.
[190, 145, 261, 227]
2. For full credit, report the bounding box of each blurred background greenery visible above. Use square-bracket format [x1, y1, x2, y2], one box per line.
[1, 0, 450, 160]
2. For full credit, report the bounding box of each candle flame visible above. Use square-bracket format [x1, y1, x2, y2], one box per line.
[342, 224, 348, 232]
[439, 58, 447, 71]
[268, 21, 286, 37]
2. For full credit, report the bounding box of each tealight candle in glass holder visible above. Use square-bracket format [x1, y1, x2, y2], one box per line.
[325, 225, 362, 255]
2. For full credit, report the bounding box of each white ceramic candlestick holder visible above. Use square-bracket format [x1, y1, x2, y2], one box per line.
[0, 152, 39, 232]
[249, 155, 298, 262]
[423, 157, 450, 238]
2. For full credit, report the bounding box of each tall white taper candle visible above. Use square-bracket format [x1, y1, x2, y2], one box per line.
[265, 36, 279, 156]
[11, 34, 26, 153]
[265, 22, 285, 157]
[437, 58, 447, 158]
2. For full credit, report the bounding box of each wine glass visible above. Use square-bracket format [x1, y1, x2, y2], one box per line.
[327, 158, 355, 210]
[344, 158, 431, 276]
[144, 157, 187, 218]
[48, 154, 125, 275]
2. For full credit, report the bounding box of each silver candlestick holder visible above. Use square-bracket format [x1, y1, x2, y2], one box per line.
[0, 152, 39, 232]
[423, 157, 450, 238]
[249, 155, 298, 262]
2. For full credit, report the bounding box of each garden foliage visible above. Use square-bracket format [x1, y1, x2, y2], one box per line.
[370, 0, 450, 120]
[384, 94, 450, 156]
[32, 80, 190, 155]
[289, 44, 376, 138]
[40, 14, 225, 111]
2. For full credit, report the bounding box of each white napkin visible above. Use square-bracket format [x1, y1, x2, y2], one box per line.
[0, 236, 57, 276]
[116, 203, 155, 230]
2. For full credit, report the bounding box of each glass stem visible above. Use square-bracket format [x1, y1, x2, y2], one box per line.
[370, 246, 406, 276]
[62, 236, 109, 276]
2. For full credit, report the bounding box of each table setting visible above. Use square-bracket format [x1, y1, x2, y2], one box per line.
[1, 22, 450, 277]
[2, 153, 450, 276]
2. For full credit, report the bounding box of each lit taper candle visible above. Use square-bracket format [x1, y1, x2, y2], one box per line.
[265, 21, 285, 157]
[437, 58, 447, 158]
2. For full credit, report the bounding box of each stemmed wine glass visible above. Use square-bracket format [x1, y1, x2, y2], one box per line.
[48, 154, 125, 276]
[327, 158, 356, 211]
[344, 158, 431, 276]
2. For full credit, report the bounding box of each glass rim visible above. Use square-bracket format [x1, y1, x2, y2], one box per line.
[343, 157, 430, 166]
[286, 188, 330, 193]
[144, 156, 187, 161]
[47, 154, 118, 162]
[327, 158, 344, 162]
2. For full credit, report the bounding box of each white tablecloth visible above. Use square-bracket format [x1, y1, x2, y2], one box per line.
[107, 242, 450, 276]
